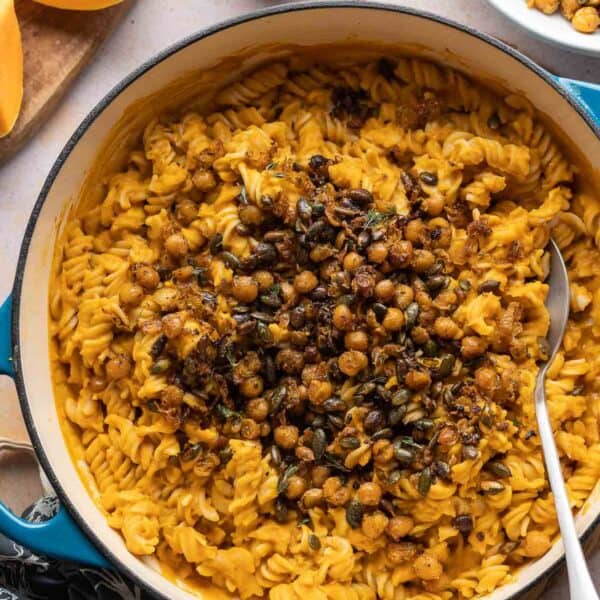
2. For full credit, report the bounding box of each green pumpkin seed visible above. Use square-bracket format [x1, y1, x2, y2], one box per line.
[413, 418, 435, 431]
[308, 534, 321, 550]
[372, 428, 393, 441]
[346, 499, 364, 529]
[150, 358, 171, 374]
[485, 461, 512, 479]
[462, 445, 479, 461]
[389, 405, 407, 426]
[269, 385, 287, 414]
[221, 251, 241, 270]
[392, 388, 412, 406]
[418, 467, 432, 496]
[481, 480, 505, 495]
[340, 436, 361, 450]
[270, 445, 282, 466]
[181, 443, 203, 462]
[275, 498, 289, 523]
[405, 302, 420, 329]
[312, 428, 328, 460]
[393, 443, 414, 465]
[438, 354, 456, 378]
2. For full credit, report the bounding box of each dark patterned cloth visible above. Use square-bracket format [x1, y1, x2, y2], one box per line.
[0, 496, 151, 600]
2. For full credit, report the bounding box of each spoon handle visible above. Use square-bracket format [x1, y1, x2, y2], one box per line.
[534, 370, 599, 600]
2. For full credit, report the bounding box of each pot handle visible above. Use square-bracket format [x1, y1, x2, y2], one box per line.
[0, 294, 110, 568]
[556, 77, 600, 123]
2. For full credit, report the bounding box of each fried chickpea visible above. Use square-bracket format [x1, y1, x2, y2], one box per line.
[522, 530, 551, 558]
[232, 276, 259, 303]
[106, 355, 131, 380]
[461, 335, 488, 360]
[301, 488, 324, 508]
[134, 264, 160, 290]
[533, 0, 559, 13]
[394, 284, 414, 309]
[422, 193, 445, 216]
[280, 281, 299, 306]
[239, 375, 264, 398]
[372, 439, 394, 465]
[411, 326, 429, 345]
[323, 477, 351, 506]
[412, 249, 436, 272]
[332, 304, 354, 331]
[164, 232, 189, 258]
[254, 270, 274, 291]
[161, 384, 183, 406]
[387, 542, 418, 565]
[362, 511, 389, 539]
[89, 376, 106, 393]
[357, 482, 382, 506]
[311, 465, 331, 487]
[294, 270, 318, 294]
[414, 553, 443, 580]
[382, 307, 405, 331]
[475, 366, 498, 393]
[405, 219, 425, 243]
[433, 316, 462, 339]
[162, 312, 184, 339]
[240, 418, 261, 440]
[572, 6, 600, 32]
[343, 251, 364, 272]
[375, 279, 395, 302]
[405, 369, 431, 390]
[437, 426, 458, 446]
[119, 282, 144, 306]
[344, 330, 369, 351]
[389, 240, 413, 268]
[192, 169, 216, 191]
[274, 425, 299, 449]
[307, 379, 333, 405]
[284, 475, 307, 500]
[239, 204, 263, 226]
[338, 350, 368, 376]
[386, 516, 414, 541]
[246, 398, 269, 422]
[175, 198, 198, 225]
[367, 241, 388, 264]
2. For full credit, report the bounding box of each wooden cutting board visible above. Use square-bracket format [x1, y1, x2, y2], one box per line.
[0, 0, 133, 164]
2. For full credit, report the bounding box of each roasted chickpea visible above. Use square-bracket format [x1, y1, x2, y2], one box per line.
[521, 530, 551, 558]
[162, 313, 184, 339]
[232, 276, 259, 303]
[165, 232, 189, 258]
[276, 348, 305, 374]
[344, 330, 369, 352]
[295, 446, 315, 462]
[362, 511, 389, 539]
[311, 465, 331, 487]
[394, 284, 414, 309]
[387, 542, 418, 565]
[405, 219, 426, 243]
[274, 425, 299, 449]
[239, 204, 263, 226]
[192, 169, 216, 191]
[161, 384, 184, 406]
[239, 375, 264, 398]
[357, 482, 382, 506]
[338, 350, 368, 376]
[382, 307, 405, 331]
[422, 193, 445, 216]
[461, 335, 488, 359]
[367, 241, 388, 264]
[323, 476, 351, 506]
[134, 264, 160, 290]
[412, 249, 436, 272]
[437, 426, 458, 446]
[572, 6, 600, 33]
[307, 379, 333, 405]
[89, 376, 106, 393]
[246, 272, 271, 295]
[285, 475, 307, 500]
[389, 240, 413, 268]
[386, 516, 414, 541]
[119, 282, 144, 306]
[294, 270, 318, 294]
[411, 326, 429, 345]
[246, 398, 269, 422]
[433, 316, 462, 339]
[280, 281, 299, 306]
[343, 251, 364, 272]
[475, 366, 498, 393]
[375, 279, 395, 302]
[301, 488, 324, 508]
[240, 418, 261, 440]
[332, 304, 354, 331]
[175, 198, 198, 225]
[414, 553, 443, 580]
[106, 355, 131, 380]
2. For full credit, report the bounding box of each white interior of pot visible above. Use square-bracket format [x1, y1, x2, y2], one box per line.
[16, 5, 600, 599]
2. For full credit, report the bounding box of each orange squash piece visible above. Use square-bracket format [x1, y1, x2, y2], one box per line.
[0, 0, 23, 138]
[33, 0, 123, 9]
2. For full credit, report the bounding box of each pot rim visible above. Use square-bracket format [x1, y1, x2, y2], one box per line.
[11, 2, 600, 599]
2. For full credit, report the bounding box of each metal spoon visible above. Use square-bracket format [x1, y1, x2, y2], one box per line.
[536, 239, 599, 599]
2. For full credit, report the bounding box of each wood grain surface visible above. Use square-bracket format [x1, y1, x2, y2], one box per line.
[0, 0, 132, 164]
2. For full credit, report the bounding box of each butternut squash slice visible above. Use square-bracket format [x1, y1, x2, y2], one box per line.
[0, 0, 23, 138]
[32, 0, 123, 9]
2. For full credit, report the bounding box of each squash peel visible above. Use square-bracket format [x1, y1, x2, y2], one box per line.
[0, 0, 23, 138]
[32, 0, 123, 9]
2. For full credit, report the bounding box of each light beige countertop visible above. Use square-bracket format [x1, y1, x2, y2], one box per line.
[0, 0, 598, 597]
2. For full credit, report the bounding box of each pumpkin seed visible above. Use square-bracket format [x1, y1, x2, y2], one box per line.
[419, 171, 438, 186]
[312, 428, 327, 460]
[270, 445, 282, 466]
[485, 461, 512, 478]
[389, 405, 407, 426]
[181, 443, 203, 462]
[462, 445, 479, 461]
[275, 497, 289, 523]
[308, 534, 321, 550]
[277, 464, 299, 495]
[423, 340, 438, 357]
[221, 251, 241, 270]
[323, 397, 346, 413]
[388, 470, 402, 485]
[418, 467, 432, 496]
[426, 275, 447, 292]
[438, 354, 456, 378]
[346, 499, 364, 529]
[405, 302, 420, 328]
[372, 428, 393, 441]
[452, 514, 473, 533]
[393, 443, 414, 466]
[209, 233, 223, 255]
[413, 418, 435, 431]
[392, 388, 412, 406]
[219, 446, 233, 465]
[477, 279, 500, 294]
[150, 358, 171, 374]
[340, 436, 361, 450]
[297, 197, 313, 221]
[270, 385, 287, 414]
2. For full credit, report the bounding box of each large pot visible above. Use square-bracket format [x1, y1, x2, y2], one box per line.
[0, 2, 599, 599]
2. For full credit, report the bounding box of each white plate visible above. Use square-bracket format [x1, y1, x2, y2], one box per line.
[486, 0, 600, 56]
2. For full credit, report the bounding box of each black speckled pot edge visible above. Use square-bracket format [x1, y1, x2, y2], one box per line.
[10, 2, 600, 599]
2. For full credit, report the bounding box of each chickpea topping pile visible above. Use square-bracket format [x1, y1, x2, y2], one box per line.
[528, 0, 600, 33]
[138, 137, 526, 542]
